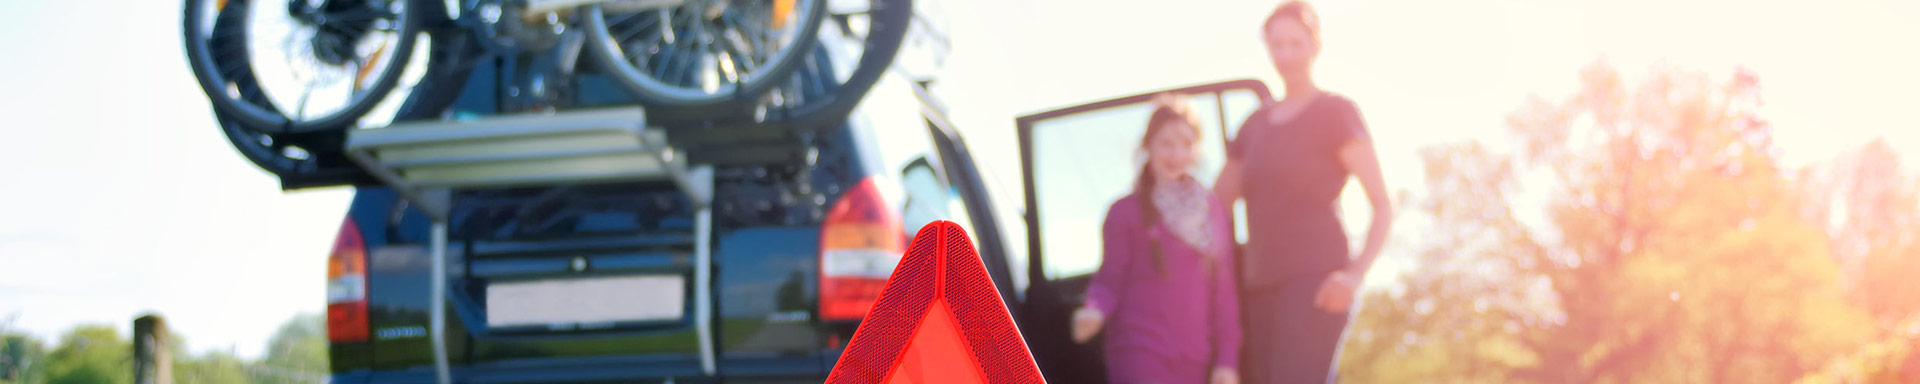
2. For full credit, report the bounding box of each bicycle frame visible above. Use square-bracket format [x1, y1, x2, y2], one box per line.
[526, 0, 685, 14]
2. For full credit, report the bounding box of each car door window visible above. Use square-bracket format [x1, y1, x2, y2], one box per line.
[901, 153, 991, 258]
[900, 159, 952, 235]
[899, 154, 991, 247]
[1217, 88, 1264, 243]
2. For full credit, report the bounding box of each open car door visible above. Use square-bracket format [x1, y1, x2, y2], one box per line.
[1012, 80, 1271, 383]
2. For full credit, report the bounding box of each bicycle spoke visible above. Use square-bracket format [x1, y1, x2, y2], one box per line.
[627, 13, 681, 79]
[722, 10, 773, 59]
[659, 9, 678, 45]
[663, 48, 694, 85]
[616, 26, 646, 45]
[728, 8, 774, 42]
[685, 50, 714, 87]
[352, 55, 368, 93]
[355, 37, 392, 91]
[653, 14, 694, 82]
[641, 10, 665, 28]
[330, 20, 377, 35]
[358, 33, 393, 58]
[721, 52, 748, 84]
[624, 44, 648, 70]
[620, 11, 665, 40]
[690, 13, 740, 88]
[324, 8, 397, 22]
[650, 40, 674, 80]
[321, 22, 362, 37]
[701, 23, 739, 85]
[607, 11, 642, 28]
[667, 26, 704, 85]
[672, 42, 710, 85]
[718, 11, 753, 52]
[590, 0, 832, 101]
[646, 23, 674, 78]
[680, 53, 710, 87]
[616, 14, 655, 43]
[673, 6, 698, 24]
[714, 29, 755, 80]
[296, 84, 315, 120]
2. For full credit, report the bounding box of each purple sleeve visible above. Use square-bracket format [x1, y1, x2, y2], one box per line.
[1085, 199, 1139, 316]
[1208, 198, 1242, 370]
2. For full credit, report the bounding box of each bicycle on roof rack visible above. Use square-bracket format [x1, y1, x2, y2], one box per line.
[182, 0, 918, 131]
[185, 0, 913, 187]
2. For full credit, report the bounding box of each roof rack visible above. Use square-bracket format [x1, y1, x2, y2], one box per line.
[345, 107, 715, 218]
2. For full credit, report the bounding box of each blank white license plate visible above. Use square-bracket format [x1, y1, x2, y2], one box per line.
[486, 275, 685, 329]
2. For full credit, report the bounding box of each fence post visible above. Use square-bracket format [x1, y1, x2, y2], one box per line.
[133, 314, 171, 384]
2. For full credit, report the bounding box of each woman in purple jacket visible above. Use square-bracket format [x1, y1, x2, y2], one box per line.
[1071, 95, 1241, 384]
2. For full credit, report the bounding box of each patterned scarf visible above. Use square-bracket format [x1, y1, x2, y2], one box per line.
[1153, 176, 1214, 259]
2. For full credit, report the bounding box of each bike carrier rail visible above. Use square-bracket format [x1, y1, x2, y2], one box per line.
[343, 106, 718, 384]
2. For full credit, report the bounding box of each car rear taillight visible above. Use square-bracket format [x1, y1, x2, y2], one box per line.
[819, 177, 906, 321]
[327, 217, 370, 342]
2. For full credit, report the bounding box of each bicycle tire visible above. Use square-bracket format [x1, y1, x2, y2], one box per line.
[581, 0, 829, 120]
[214, 1, 472, 189]
[183, 0, 422, 134]
[758, 0, 912, 130]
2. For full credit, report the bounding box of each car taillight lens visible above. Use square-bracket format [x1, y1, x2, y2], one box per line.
[819, 177, 906, 321]
[327, 217, 370, 342]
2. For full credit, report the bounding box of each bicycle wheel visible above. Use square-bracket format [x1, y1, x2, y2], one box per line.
[207, 0, 463, 189]
[757, 0, 912, 129]
[184, 0, 420, 134]
[582, 0, 828, 120]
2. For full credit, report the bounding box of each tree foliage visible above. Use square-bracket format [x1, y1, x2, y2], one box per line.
[41, 325, 130, 384]
[1338, 63, 1914, 383]
[2, 312, 328, 384]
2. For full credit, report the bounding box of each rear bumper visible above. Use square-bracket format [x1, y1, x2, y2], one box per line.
[329, 372, 822, 384]
[333, 359, 697, 384]
[330, 355, 825, 384]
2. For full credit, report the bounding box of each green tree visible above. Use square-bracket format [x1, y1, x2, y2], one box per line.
[1798, 139, 1920, 327]
[1338, 63, 1881, 382]
[1, 333, 47, 384]
[173, 351, 250, 384]
[40, 325, 129, 384]
[254, 313, 327, 383]
[0, 314, 37, 384]
[1795, 315, 1920, 383]
[1337, 142, 1554, 383]
[1792, 139, 1920, 382]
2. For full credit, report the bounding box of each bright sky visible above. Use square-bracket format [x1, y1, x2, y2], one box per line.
[2, 0, 1917, 360]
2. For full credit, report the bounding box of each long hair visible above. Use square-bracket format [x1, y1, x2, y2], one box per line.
[1134, 93, 1205, 277]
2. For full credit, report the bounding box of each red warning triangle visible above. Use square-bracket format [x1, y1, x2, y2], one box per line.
[826, 221, 1045, 384]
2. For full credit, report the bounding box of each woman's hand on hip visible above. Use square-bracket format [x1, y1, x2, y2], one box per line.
[1070, 306, 1104, 343]
[1313, 270, 1359, 313]
[1210, 367, 1239, 384]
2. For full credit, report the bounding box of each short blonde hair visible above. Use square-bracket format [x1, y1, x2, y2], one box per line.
[1264, 1, 1322, 45]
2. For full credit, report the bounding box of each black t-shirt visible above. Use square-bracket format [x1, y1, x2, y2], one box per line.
[1227, 93, 1370, 288]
